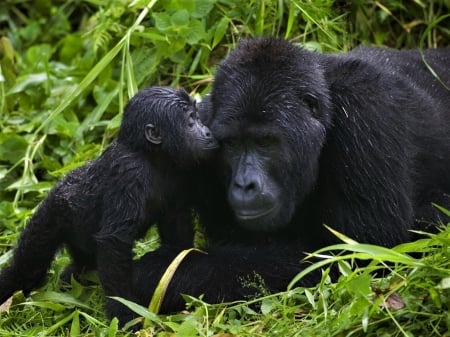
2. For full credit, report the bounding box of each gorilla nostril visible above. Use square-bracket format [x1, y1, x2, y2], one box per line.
[233, 182, 245, 191]
[244, 182, 256, 192]
[234, 180, 257, 195]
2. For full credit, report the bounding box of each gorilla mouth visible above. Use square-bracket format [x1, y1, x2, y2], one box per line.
[202, 139, 220, 150]
[235, 206, 276, 220]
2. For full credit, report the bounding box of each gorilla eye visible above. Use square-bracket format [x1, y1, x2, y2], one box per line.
[256, 138, 275, 148]
[303, 94, 319, 117]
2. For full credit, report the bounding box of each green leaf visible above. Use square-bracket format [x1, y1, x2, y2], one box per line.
[177, 316, 199, 337]
[0, 250, 13, 266]
[304, 289, 316, 308]
[260, 298, 275, 315]
[324, 225, 359, 245]
[186, 20, 206, 45]
[192, 0, 215, 18]
[31, 291, 92, 310]
[109, 296, 162, 324]
[24, 300, 67, 312]
[164, 321, 181, 331]
[212, 17, 228, 48]
[171, 10, 190, 27]
[107, 317, 119, 337]
[49, 114, 80, 138]
[58, 34, 84, 64]
[153, 13, 172, 32]
[8, 73, 49, 94]
[25, 44, 53, 66]
[70, 311, 80, 337]
[432, 203, 450, 217]
[313, 242, 424, 266]
[346, 274, 371, 297]
[163, 0, 194, 11]
[0, 36, 14, 60]
[0, 134, 28, 164]
[7, 181, 53, 193]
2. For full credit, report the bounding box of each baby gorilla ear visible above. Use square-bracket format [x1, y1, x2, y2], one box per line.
[145, 124, 162, 145]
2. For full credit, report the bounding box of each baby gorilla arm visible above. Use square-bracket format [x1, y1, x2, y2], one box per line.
[96, 230, 136, 322]
[93, 161, 153, 325]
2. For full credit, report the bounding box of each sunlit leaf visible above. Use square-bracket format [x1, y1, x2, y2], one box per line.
[8, 73, 48, 94]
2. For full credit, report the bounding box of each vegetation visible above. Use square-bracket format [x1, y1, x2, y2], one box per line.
[0, 0, 449, 336]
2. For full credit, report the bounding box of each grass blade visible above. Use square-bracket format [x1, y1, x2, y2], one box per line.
[147, 248, 206, 316]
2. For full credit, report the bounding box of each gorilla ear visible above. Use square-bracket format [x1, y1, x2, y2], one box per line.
[303, 94, 319, 117]
[145, 124, 162, 145]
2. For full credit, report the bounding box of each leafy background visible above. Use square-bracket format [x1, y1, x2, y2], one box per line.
[0, 0, 449, 336]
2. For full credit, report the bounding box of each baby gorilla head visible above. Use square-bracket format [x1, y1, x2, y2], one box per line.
[118, 86, 218, 164]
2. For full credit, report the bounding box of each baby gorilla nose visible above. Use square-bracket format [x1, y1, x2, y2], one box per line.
[201, 125, 219, 149]
[203, 127, 211, 138]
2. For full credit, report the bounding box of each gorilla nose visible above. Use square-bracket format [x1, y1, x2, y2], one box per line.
[230, 175, 261, 202]
[234, 180, 256, 194]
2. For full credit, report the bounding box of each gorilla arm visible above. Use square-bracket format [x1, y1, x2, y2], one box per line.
[94, 161, 152, 323]
[131, 241, 317, 313]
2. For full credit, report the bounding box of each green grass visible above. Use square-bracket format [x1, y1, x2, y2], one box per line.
[1, 224, 448, 336]
[0, 0, 449, 336]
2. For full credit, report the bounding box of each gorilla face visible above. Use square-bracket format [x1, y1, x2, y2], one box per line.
[208, 38, 332, 231]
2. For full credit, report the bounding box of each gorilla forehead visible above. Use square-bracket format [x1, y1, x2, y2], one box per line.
[129, 86, 192, 121]
[210, 41, 328, 139]
[218, 38, 324, 81]
[223, 37, 318, 70]
[209, 82, 285, 141]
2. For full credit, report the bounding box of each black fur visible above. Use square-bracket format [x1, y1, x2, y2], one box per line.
[132, 38, 450, 313]
[0, 86, 217, 325]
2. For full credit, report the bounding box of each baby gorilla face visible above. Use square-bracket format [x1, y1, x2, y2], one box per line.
[185, 105, 219, 155]
[136, 87, 219, 164]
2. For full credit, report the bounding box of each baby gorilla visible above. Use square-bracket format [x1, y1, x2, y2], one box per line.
[0, 86, 218, 325]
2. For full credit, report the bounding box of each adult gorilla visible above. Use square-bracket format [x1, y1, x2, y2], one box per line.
[132, 38, 450, 314]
